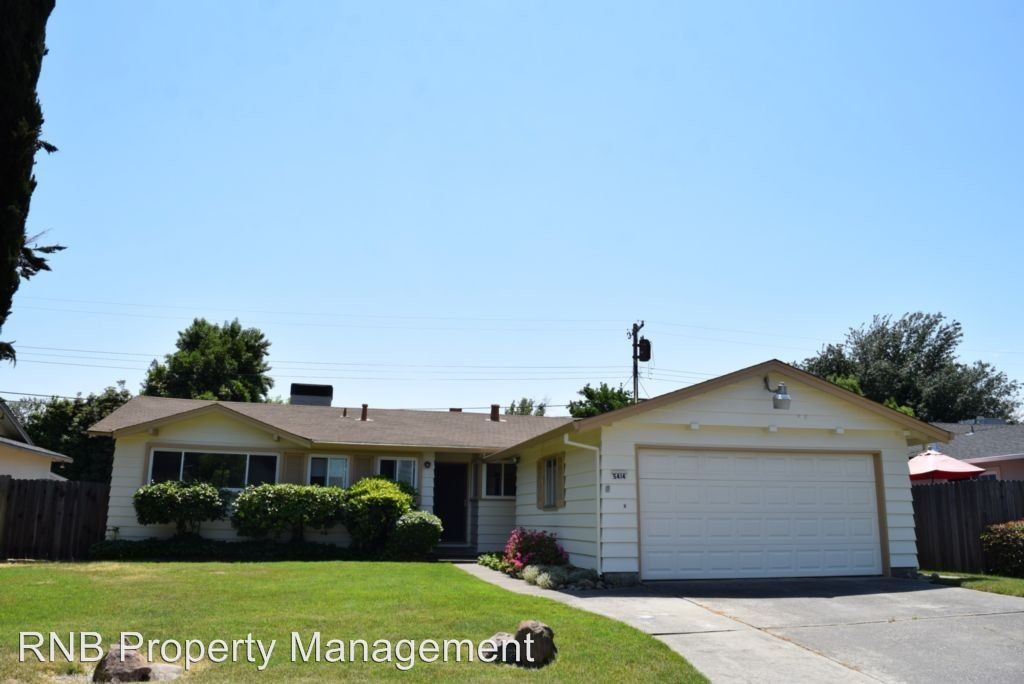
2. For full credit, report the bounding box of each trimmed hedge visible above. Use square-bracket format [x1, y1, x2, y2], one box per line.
[981, 519, 1024, 577]
[89, 536, 359, 562]
[231, 484, 345, 541]
[133, 481, 225, 535]
[386, 511, 443, 560]
[343, 477, 415, 551]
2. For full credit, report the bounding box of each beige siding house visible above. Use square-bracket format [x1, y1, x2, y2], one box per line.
[487, 360, 951, 582]
[89, 397, 569, 547]
[91, 360, 950, 582]
[0, 400, 70, 480]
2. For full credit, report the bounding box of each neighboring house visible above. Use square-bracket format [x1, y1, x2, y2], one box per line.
[0, 400, 70, 480]
[930, 422, 1024, 481]
[89, 360, 950, 582]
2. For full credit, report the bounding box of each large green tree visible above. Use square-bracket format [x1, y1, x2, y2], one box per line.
[567, 382, 633, 418]
[799, 312, 1020, 423]
[1, 0, 64, 362]
[22, 383, 132, 483]
[143, 318, 274, 401]
[505, 397, 547, 416]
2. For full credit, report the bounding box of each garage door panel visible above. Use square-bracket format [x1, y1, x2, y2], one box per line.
[639, 450, 883, 580]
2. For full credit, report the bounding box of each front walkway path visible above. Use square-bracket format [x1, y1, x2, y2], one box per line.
[455, 563, 873, 683]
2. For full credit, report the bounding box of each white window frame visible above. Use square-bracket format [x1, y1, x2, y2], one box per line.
[483, 462, 517, 499]
[376, 456, 419, 489]
[147, 448, 280, 490]
[307, 454, 350, 488]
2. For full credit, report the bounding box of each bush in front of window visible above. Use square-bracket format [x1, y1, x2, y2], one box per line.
[342, 477, 414, 551]
[231, 484, 346, 542]
[981, 519, 1024, 578]
[385, 510, 444, 560]
[502, 527, 569, 575]
[133, 481, 226, 536]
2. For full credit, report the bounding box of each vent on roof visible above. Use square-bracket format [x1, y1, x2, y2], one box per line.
[290, 383, 333, 407]
[490, 404, 500, 422]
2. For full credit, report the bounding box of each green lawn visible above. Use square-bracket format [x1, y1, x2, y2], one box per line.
[0, 561, 704, 682]
[922, 570, 1024, 598]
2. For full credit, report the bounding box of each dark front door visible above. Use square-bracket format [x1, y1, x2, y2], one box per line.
[433, 462, 468, 543]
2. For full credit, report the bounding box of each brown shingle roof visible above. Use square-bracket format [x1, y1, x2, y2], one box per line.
[88, 396, 574, 452]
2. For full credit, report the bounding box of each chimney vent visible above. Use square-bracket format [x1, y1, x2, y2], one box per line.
[289, 383, 333, 407]
[490, 404, 500, 422]
[449, 408, 462, 412]
[360, 404, 368, 421]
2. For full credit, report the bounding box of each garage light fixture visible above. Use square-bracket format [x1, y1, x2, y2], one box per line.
[764, 377, 791, 410]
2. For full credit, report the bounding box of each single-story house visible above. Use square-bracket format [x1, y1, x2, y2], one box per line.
[929, 422, 1024, 481]
[89, 360, 951, 582]
[0, 400, 70, 480]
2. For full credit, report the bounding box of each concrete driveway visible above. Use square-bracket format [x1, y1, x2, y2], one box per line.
[458, 565, 1024, 683]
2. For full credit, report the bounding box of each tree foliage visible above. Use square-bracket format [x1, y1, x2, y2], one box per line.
[800, 312, 1020, 422]
[22, 383, 132, 483]
[143, 318, 274, 401]
[0, 0, 64, 362]
[505, 397, 547, 416]
[567, 382, 633, 418]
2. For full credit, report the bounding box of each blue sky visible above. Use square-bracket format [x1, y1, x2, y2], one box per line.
[4, 1, 1022, 415]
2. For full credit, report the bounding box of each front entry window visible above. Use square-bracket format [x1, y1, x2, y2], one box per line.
[378, 457, 417, 489]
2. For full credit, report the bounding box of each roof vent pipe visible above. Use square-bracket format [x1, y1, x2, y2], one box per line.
[490, 404, 500, 422]
[360, 404, 368, 421]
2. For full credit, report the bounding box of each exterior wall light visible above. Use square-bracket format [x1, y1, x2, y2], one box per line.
[764, 377, 792, 410]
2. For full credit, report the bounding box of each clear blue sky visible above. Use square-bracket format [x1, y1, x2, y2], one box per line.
[4, 1, 1022, 415]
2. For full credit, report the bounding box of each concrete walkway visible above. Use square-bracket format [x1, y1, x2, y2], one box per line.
[456, 563, 1024, 683]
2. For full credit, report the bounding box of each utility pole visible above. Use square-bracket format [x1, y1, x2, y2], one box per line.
[628, 321, 651, 404]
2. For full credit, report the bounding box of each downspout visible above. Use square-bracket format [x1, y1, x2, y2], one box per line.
[564, 433, 601, 577]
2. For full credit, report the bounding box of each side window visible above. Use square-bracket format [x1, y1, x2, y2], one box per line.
[378, 457, 417, 489]
[485, 462, 517, 497]
[536, 454, 564, 510]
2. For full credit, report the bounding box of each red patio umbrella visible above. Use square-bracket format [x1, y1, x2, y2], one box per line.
[908, 449, 985, 482]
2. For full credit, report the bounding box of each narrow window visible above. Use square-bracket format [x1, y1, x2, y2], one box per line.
[544, 457, 558, 508]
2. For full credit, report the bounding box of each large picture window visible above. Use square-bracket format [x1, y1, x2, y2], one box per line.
[485, 462, 517, 497]
[149, 450, 278, 489]
[309, 455, 349, 488]
[378, 457, 417, 489]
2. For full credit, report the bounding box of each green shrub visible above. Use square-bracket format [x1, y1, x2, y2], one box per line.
[231, 484, 345, 542]
[567, 567, 600, 584]
[503, 527, 569, 573]
[536, 566, 569, 590]
[981, 520, 1024, 577]
[89, 537, 358, 562]
[133, 481, 225, 535]
[522, 565, 543, 585]
[342, 477, 414, 551]
[386, 511, 443, 560]
[477, 552, 514, 574]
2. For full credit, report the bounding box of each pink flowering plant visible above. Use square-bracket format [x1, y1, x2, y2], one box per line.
[502, 527, 569, 575]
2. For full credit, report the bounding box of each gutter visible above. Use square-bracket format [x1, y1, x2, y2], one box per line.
[564, 433, 601, 577]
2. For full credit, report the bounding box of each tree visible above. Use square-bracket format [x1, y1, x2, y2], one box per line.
[142, 318, 274, 401]
[1, 0, 64, 362]
[567, 382, 633, 418]
[23, 383, 133, 483]
[799, 312, 1020, 423]
[506, 397, 547, 416]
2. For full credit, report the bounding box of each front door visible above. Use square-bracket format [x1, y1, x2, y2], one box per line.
[433, 462, 468, 543]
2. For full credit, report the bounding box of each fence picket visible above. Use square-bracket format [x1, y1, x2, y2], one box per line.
[0, 478, 109, 560]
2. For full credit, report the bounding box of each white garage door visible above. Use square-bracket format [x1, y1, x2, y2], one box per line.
[639, 450, 882, 580]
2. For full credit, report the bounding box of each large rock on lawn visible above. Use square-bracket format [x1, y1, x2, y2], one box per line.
[514, 620, 556, 668]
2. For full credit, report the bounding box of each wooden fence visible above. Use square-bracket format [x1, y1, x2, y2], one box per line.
[912, 479, 1024, 573]
[0, 476, 110, 561]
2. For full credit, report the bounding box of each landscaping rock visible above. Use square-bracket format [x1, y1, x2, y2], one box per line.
[515, 620, 556, 668]
[92, 646, 152, 682]
[481, 632, 518, 664]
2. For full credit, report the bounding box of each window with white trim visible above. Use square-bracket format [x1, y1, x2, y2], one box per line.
[378, 457, 417, 489]
[309, 455, 349, 488]
[485, 462, 517, 497]
[149, 450, 277, 489]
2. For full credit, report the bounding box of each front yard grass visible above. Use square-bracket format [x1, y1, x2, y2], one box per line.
[922, 570, 1024, 598]
[0, 561, 705, 682]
